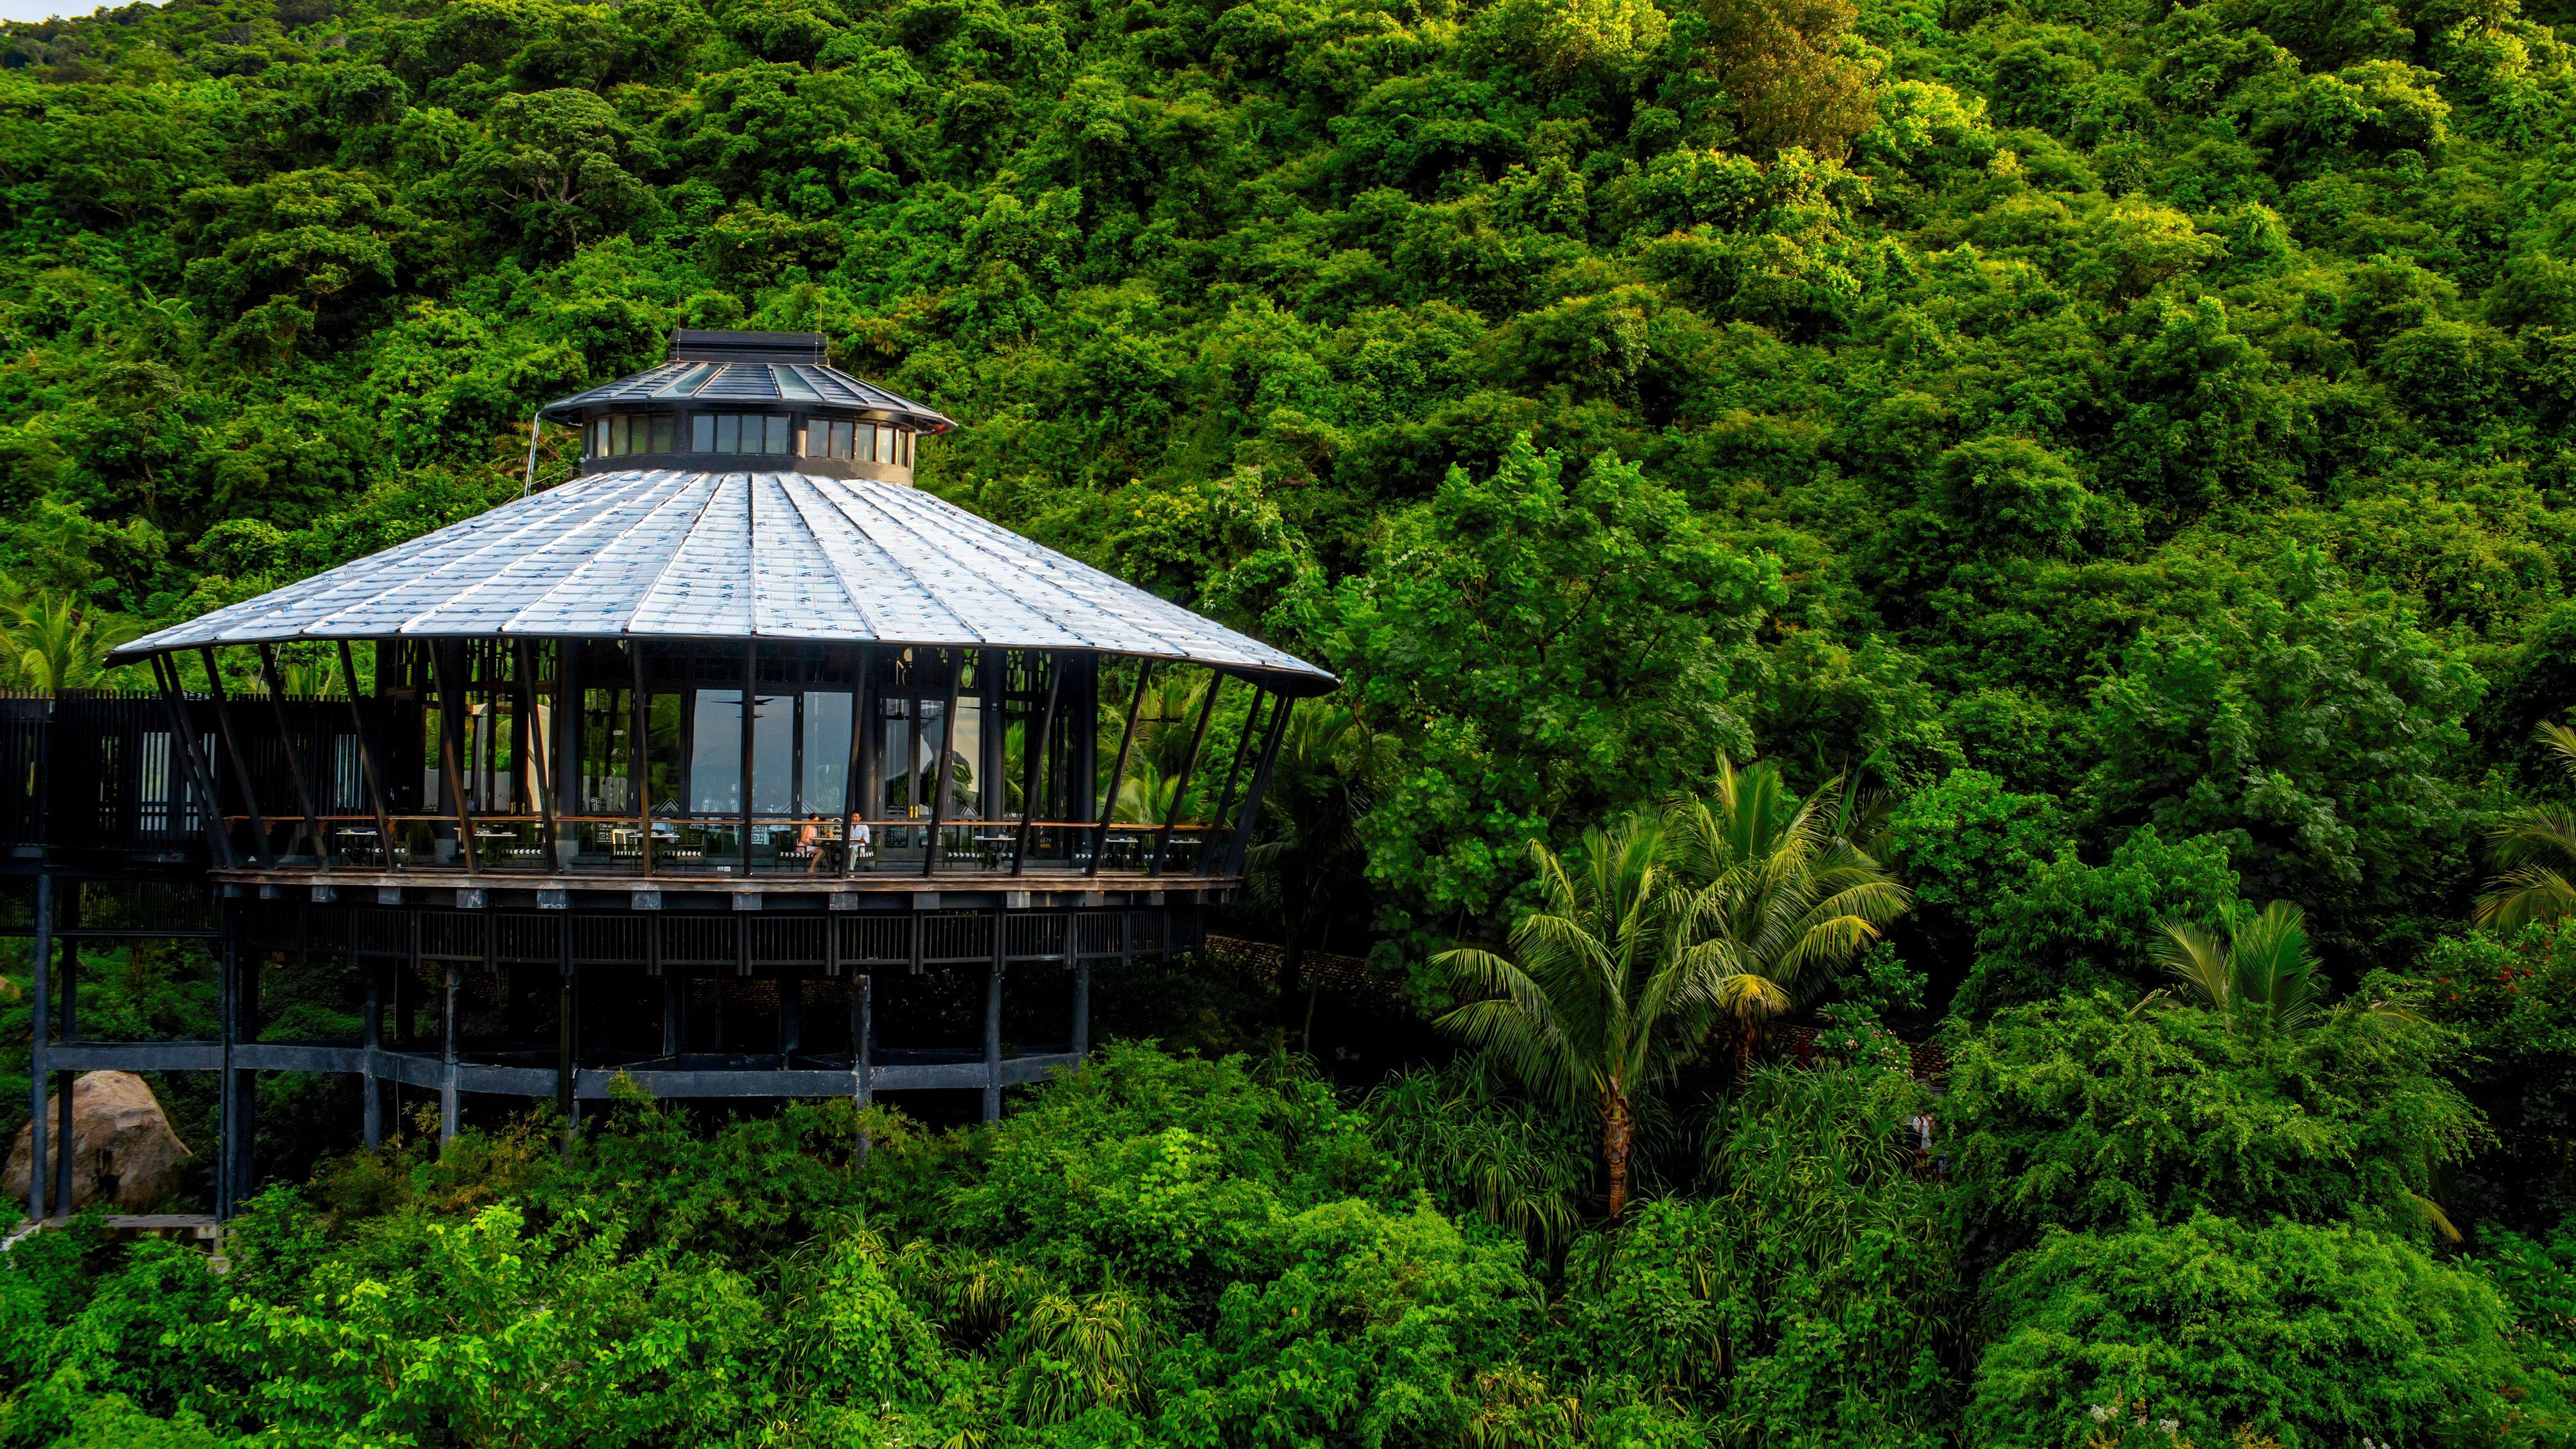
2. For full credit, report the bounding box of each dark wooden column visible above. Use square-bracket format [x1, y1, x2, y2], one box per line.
[362, 942, 382, 1149]
[427, 644, 480, 876]
[1089, 662, 1153, 877]
[739, 638, 757, 873]
[24, 871, 48, 1222]
[1012, 654, 1062, 876]
[983, 909, 1004, 1121]
[1150, 676, 1220, 876]
[49, 886, 75, 1218]
[227, 901, 258, 1212]
[439, 962, 460, 1146]
[852, 971, 873, 1106]
[338, 642, 398, 872]
[924, 650, 962, 876]
[256, 643, 330, 865]
[199, 648, 275, 869]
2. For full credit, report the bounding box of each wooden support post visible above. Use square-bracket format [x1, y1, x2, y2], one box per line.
[983, 914, 1004, 1121]
[199, 648, 275, 869]
[427, 644, 481, 876]
[1012, 653, 1062, 876]
[924, 649, 961, 877]
[555, 640, 580, 864]
[1207, 688, 1267, 864]
[338, 642, 398, 872]
[852, 971, 873, 1106]
[362, 948, 382, 1149]
[256, 644, 331, 865]
[50, 890, 74, 1218]
[151, 653, 234, 869]
[229, 910, 257, 1210]
[630, 644, 654, 877]
[841, 645, 873, 877]
[1074, 958, 1091, 1061]
[25, 872, 48, 1222]
[439, 963, 460, 1147]
[1150, 676, 1220, 876]
[1088, 662, 1154, 878]
[515, 640, 561, 870]
[555, 961, 574, 1150]
[1225, 697, 1295, 877]
[740, 638, 757, 874]
[402, 910, 421, 1045]
[215, 892, 234, 1220]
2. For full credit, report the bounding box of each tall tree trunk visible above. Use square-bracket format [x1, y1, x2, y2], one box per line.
[1602, 1091, 1633, 1220]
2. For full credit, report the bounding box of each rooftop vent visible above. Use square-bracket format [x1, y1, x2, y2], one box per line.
[668, 329, 829, 365]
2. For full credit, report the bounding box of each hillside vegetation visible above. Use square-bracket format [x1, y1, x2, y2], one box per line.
[5, 0, 2576, 1441]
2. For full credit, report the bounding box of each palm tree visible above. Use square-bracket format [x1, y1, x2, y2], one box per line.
[2477, 719, 2576, 928]
[1431, 814, 1702, 1220]
[2138, 900, 2328, 1033]
[0, 593, 137, 692]
[1664, 757, 1914, 1077]
[1111, 757, 1177, 824]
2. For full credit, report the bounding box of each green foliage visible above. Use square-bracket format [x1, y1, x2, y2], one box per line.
[12, 0, 2576, 1435]
[1946, 989, 2480, 1248]
[2088, 549, 2481, 918]
[2417, 924, 2576, 1231]
[1331, 438, 1782, 934]
[1953, 826, 2243, 1014]
[1431, 765, 1908, 1215]
[1549, 1064, 1960, 1447]
[1969, 1213, 2563, 1449]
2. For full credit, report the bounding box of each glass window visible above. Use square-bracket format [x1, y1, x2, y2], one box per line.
[879, 697, 916, 814]
[589, 413, 675, 457]
[808, 419, 875, 460]
[692, 414, 791, 456]
[803, 691, 852, 813]
[689, 690, 795, 814]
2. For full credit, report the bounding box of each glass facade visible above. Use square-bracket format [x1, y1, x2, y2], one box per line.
[590, 413, 677, 456]
[692, 413, 794, 455]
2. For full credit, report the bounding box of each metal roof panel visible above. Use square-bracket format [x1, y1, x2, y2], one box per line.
[112, 469, 1334, 692]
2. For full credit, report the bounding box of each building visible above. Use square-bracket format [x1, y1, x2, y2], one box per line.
[19, 330, 1334, 1220]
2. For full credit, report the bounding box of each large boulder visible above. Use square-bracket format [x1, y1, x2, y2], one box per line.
[4, 1071, 193, 1213]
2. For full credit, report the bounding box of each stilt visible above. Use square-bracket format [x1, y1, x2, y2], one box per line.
[1074, 959, 1091, 1061]
[983, 946, 1004, 1122]
[214, 897, 233, 1219]
[439, 964, 459, 1146]
[362, 957, 382, 1149]
[555, 964, 574, 1150]
[26, 872, 49, 1223]
[53, 899, 76, 1218]
[853, 972, 873, 1107]
[228, 923, 258, 1213]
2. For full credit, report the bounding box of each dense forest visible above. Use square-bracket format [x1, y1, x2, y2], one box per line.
[4, 0, 2576, 1440]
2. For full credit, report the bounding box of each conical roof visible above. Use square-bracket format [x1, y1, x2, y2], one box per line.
[537, 330, 955, 433]
[111, 468, 1334, 693]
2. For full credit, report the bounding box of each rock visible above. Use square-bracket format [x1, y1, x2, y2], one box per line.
[4, 1071, 193, 1213]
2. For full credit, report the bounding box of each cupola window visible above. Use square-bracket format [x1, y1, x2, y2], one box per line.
[807, 420, 913, 464]
[590, 413, 675, 456]
[693, 414, 793, 455]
